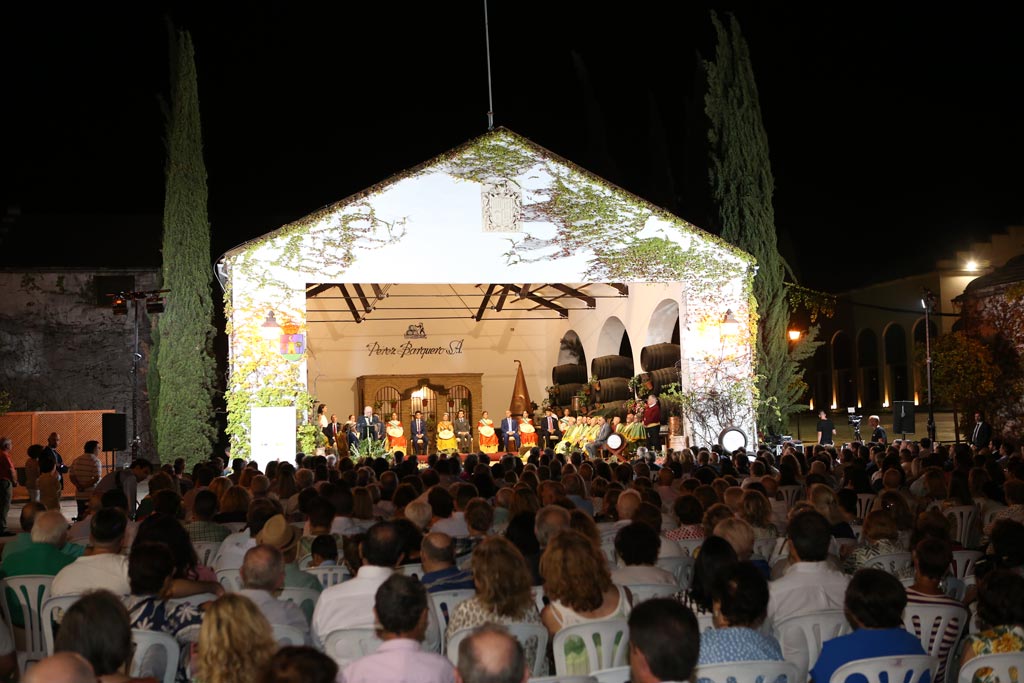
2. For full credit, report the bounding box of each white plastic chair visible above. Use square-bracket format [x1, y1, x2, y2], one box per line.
[856, 493, 877, 520]
[851, 524, 864, 542]
[323, 628, 382, 669]
[552, 619, 630, 676]
[944, 506, 978, 549]
[865, 551, 913, 575]
[447, 622, 549, 675]
[696, 611, 715, 633]
[655, 554, 695, 590]
[590, 666, 632, 683]
[297, 554, 313, 569]
[0, 575, 53, 674]
[221, 522, 246, 533]
[272, 623, 307, 645]
[779, 485, 803, 509]
[192, 541, 221, 566]
[676, 539, 703, 557]
[983, 506, 1005, 531]
[957, 652, 1024, 683]
[429, 589, 475, 653]
[774, 609, 851, 682]
[306, 565, 348, 588]
[529, 677, 597, 683]
[533, 586, 547, 614]
[753, 537, 779, 563]
[697, 659, 802, 683]
[829, 654, 937, 683]
[215, 568, 242, 592]
[129, 629, 180, 683]
[41, 593, 81, 656]
[397, 562, 424, 578]
[279, 587, 319, 624]
[620, 583, 676, 604]
[950, 550, 983, 579]
[904, 602, 968, 683]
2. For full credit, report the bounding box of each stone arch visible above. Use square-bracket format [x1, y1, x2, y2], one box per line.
[645, 299, 681, 346]
[831, 331, 856, 408]
[884, 323, 909, 404]
[596, 316, 629, 358]
[557, 330, 586, 367]
[857, 329, 881, 407]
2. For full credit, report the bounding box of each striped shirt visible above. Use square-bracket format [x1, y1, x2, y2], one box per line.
[70, 453, 102, 500]
[906, 588, 966, 683]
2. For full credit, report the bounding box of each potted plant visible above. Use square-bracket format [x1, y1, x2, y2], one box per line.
[658, 383, 685, 437]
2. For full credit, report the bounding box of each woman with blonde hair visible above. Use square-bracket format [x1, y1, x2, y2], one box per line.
[738, 489, 778, 539]
[198, 594, 277, 683]
[843, 509, 905, 573]
[215, 486, 252, 524]
[446, 536, 546, 674]
[809, 483, 855, 539]
[207, 476, 232, 504]
[540, 530, 631, 641]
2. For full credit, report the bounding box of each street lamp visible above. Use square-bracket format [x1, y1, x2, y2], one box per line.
[921, 289, 937, 442]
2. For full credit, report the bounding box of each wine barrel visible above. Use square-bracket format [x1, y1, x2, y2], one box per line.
[551, 383, 584, 406]
[551, 363, 588, 385]
[640, 343, 681, 372]
[591, 400, 630, 419]
[596, 377, 631, 402]
[647, 367, 679, 395]
[591, 355, 634, 380]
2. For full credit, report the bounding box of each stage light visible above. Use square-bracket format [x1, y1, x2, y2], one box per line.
[112, 295, 128, 315]
[965, 259, 978, 272]
[788, 329, 802, 342]
[145, 295, 165, 314]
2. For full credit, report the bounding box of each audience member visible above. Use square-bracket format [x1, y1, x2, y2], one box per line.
[611, 522, 676, 586]
[54, 590, 141, 683]
[23, 652, 96, 683]
[628, 598, 700, 683]
[95, 459, 153, 519]
[419, 532, 475, 593]
[453, 624, 528, 683]
[259, 646, 337, 683]
[961, 570, 1024, 673]
[213, 498, 280, 571]
[238, 544, 310, 642]
[255, 514, 323, 592]
[197, 594, 277, 683]
[1, 510, 75, 625]
[698, 562, 782, 664]
[341, 573, 455, 683]
[183, 489, 230, 543]
[70, 440, 103, 520]
[810, 568, 927, 683]
[51, 508, 130, 596]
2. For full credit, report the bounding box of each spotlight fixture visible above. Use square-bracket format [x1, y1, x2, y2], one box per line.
[112, 295, 128, 315]
[260, 311, 282, 340]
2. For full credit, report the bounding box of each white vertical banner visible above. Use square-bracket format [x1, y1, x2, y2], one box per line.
[250, 406, 296, 471]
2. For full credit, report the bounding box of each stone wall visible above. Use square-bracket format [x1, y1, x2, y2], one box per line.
[0, 268, 160, 461]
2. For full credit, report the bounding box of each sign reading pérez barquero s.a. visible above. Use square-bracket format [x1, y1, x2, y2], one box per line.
[365, 339, 465, 359]
[365, 324, 464, 359]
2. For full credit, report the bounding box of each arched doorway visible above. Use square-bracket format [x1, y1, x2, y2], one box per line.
[884, 324, 909, 404]
[857, 329, 880, 407]
[832, 332, 855, 408]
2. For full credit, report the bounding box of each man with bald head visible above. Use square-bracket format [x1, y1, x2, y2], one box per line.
[419, 532, 474, 593]
[615, 488, 643, 528]
[24, 652, 94, 683]
[455, 624, 529, 683]
[239, 545, 310, 642]
[1, 510, 75, 625]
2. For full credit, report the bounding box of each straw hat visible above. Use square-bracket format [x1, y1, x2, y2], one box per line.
[255, 514, 299, 554]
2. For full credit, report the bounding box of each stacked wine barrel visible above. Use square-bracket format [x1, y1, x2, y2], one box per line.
[640, 343, 681, 395]
[590, 354, 635, 417]
[550, 363, 587, 407]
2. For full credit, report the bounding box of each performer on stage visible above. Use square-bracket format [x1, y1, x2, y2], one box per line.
[519, 414, 537, 449]
[386, 412, 407, 453]
[501, 410, 520, 452]
[478, 411, 499, 456]
[317, 404, 328, 431]
[411, 410, 428, 456]
[454, 410, 472, 453]
[539, 408, 562, 449]
[323, 413, 343, 449]
[643, 394, 662, 452]
[356, 406, 384, 443]
[436, 412, 457, 452]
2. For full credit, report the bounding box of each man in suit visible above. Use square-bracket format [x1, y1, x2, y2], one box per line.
[585, 416, 612, 459]
[323, 414, 342, 448]
[538, 408, 561, 449]
[411, 411, 428, 456]
[971, 411, 992, 450]
[501, 410, 520, 452]
[356, 406, 383, 443]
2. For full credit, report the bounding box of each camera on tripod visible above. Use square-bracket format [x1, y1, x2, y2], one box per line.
[847, 407, 863, 441]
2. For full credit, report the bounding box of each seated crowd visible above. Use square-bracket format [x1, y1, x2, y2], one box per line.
[1, 434, 1023, 683]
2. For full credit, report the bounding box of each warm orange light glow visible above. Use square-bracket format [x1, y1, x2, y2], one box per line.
[914, 391, 920, 406]
[965, 259, 978, 272]
[788, 329, 802, 341]
[830, 402, 837, 410]
[809, 398, 814, 411]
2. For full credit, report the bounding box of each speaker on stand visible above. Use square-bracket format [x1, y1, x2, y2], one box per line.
[101, 413, 127, 473]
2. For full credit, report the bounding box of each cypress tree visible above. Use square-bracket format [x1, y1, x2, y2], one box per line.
[705, 13, 820, 434]
[153, 29, 217, 465]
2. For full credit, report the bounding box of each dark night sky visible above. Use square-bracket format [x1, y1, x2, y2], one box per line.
[2, 3, 1022, 292]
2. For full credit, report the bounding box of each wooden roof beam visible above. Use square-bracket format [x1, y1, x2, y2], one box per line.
[337, 284, 362, 323]
[353, 283, 372, 313]
[548, 283, 596, 308]
[494, 285, 512, 312]
[508, 284, 568, 318]
[475, 284, 496, 321]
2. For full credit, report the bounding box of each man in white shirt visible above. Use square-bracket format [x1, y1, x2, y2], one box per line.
[238, 545, 310, 643]
[430, 486, 469, 538]
[766, 510, 850, 668]
[313, 522, 440, 659]
[213, 498, 280, 572]
[341, 574, 455, 683]
[51, 508, 130, 597]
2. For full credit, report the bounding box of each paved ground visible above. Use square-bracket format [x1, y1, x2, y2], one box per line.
[788, 409, 965, 446]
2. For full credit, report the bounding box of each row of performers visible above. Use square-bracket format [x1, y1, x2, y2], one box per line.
[322, 399, 664, 456]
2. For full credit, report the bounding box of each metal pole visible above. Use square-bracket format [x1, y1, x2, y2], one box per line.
[923, 291, 936, 442]
[483, 0, 495, 130]
[131, 300, 141, 460]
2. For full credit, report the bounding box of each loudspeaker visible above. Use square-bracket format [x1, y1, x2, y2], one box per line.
[102, 413, 128, 451]
[892, 401, 916, 434]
